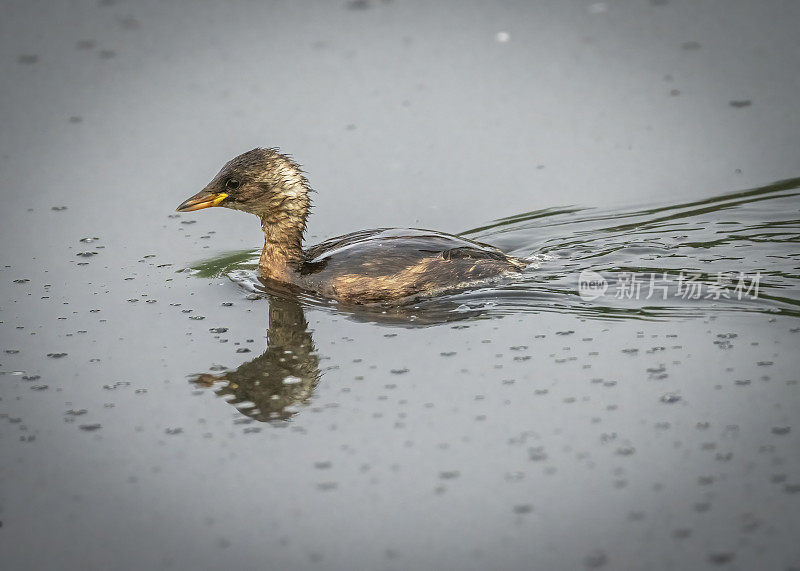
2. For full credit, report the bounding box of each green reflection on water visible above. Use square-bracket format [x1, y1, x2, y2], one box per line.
[189, 249, 259, 278]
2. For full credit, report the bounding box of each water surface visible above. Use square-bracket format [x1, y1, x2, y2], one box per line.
[1, 0, 799, 569]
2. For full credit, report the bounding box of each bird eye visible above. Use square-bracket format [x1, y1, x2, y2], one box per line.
[226, 179, 240, 190]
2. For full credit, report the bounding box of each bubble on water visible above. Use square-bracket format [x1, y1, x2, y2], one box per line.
[708, 552, 734, 565]
[660, 392, 681, 404]
[495, 31, 510, 43]
[528, 447, 548, 462]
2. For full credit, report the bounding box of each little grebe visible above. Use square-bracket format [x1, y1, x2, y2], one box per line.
[177, 148, 528, 304]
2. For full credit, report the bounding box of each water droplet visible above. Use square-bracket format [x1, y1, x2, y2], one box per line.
[660, 392, 681, 404]
[708, 552, 734, 565]
[528, 447, 548, 462]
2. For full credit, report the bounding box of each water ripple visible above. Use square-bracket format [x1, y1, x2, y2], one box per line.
[190, 177, 800, 322]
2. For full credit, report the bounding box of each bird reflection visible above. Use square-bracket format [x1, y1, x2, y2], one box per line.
[188, 276, 488, 421]
[190, 293, 320, 422]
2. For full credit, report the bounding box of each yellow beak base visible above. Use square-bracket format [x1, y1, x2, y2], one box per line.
[176, 192, 228, 212]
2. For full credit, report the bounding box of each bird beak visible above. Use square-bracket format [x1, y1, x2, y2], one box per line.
[176, 191, 229, 212]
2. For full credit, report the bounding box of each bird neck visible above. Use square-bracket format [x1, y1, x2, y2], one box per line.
[258, 188, 310, 282]
[259, 219, 305, 281]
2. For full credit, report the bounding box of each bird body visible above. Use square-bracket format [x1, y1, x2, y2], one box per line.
[177, 148, 526, 304]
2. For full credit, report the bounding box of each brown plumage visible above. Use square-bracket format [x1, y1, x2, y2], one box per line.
[177, 148, 528, 304]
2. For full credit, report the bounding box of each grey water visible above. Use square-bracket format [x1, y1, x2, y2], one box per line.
[2, 1, 800, 570]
